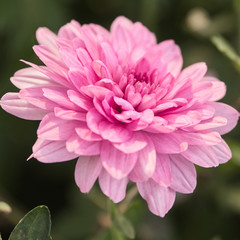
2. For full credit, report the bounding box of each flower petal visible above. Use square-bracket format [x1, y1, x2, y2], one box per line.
[10, 67, 55, 89]
[152, 154, 172, 187]
[66, 134, 101, 156]
[137, 179, 176, 217]
[101, 141, 138, 179]
[75, 155, 102, 193]
[170, 154, 196, 193]
[129, 137, 156, 182]
[209, 102, 239, 135]
[32, 138, 78, 163]
[98, 169, 128, 203]
[37, 113, 78, 140]
[1, 92, 48, 120]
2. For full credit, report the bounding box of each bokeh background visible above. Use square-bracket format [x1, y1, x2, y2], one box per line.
[0, 0, 240, 239]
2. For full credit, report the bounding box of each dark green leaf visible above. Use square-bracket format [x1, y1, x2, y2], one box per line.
[8, 205, 51, 240]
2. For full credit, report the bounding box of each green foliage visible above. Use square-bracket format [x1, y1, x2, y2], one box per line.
[211, 35, 240, 71]
[8, 206, 51, 240]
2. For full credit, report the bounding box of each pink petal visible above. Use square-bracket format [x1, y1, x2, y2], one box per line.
[75, 122, 102, 141]
[66, 134, 101, 156]
[10, 67, 55, 89]
[75, 155, 102, 193]
[203, 76, 226, 101]
[137, 179, 176, 217]
[19, 87, 56, 110]
[152, 154, 172, 187]
[177, 62, 207, 83]
[157, 40, 183, 78]
[67, 89, 93, 111]
[209, 102, 239, 135]
[32, 138, 78, 163]
[42, 87, 78, 110]
[36, 27, 59, 55]
[181, 145, 219, 167]
[129, 137, 156, 182]
[98, 121, 132, 143]
[98, 169, 128, 203]
[37, 113, 78, 140]
[174, 130, 222, 146]
[211, 139, 232, 164]
[54, 107, 86, 121]
[150, 133, 188, 154]
[1, 92, 48, 120]
[170, 154, 196, 193]
[101, 141, 138, 179]
[113, 132, 147, 153]
[33, 45, 68, 78]
[86, 108, 105, 135]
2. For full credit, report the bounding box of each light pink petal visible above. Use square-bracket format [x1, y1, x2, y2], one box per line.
[10, 67, 55, 89]
[54, 107, 86, 121]
[113, 132, 147, 153]
[32, 138, 78, 163]
[177, 62, 207, 83]
[21, 60, 71, 88]
[99, 121, 132, 143]
[68, 68, 91, 91]
[68, 89, 93, 111]
[75, 155, 102, 193]
[126, 109, 154, 131]
[181, 145, 219, 167]
[92, 60, 112, 79]
[75, 122, 102, 141]
[150, 133, 188, 154]
[129, 137, 156, 182]
[137, 179, 176, 217]
[43, 87, 78, 110]
[59, 47, 82, 68]
[101, 141, 138, 179]
[98, 169, 128, 203]
[174, 130, 222, 146]
[66, 134, 101, 156]
[203, 76, 226, 101]
[36, 27, 59, 55]
[152, 154, 172, 187]
[19, 87, 56, 110]
[209, 102, 239, 135]
[170, 154, 196, 193]
[211, 139, 232, 164]
[157, 40, 183, 78]
[99, 41, 119, 72]
[86, 108, 105, 135]
[37, 113, 78, 140]
[1, 92, 48, 120]
[81, 85, 111, 100]
[33, 45, 68, 78]
[192, 116, 227, 131]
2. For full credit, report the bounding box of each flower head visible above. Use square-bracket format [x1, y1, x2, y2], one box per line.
[1, 16, 239, 217]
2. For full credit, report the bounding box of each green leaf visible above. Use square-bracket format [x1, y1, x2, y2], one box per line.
[8, 205, 51, 240]
[211, 35, 240, 70]
[114, 215, 135, 239]
[111, 227, 126, 240]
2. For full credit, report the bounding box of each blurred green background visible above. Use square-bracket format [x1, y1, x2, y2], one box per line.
[0, 0, 240, 239]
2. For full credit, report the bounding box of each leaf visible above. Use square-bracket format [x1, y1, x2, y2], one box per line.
[211, 35, 240, 70]
[8, 205, 51, 240]
[110, 227, 126, 240]
[114, 215, 135, 239]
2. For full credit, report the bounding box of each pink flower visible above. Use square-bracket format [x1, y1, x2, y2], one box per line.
[1, 16, 239, 217]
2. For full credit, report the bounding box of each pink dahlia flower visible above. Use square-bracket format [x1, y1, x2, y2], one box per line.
[1, 17, 239, 217]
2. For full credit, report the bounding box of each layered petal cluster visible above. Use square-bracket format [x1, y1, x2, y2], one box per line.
[1, 17, 239, 217]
